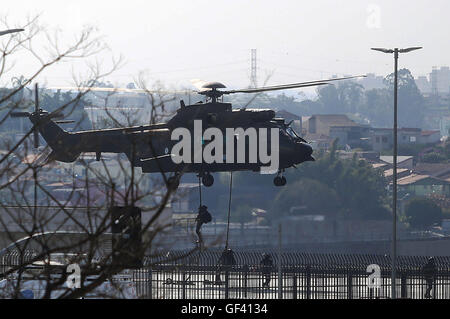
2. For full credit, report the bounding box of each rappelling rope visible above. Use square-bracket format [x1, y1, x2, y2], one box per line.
[225, 171, 233, 250]
[198, 175, 202, 206]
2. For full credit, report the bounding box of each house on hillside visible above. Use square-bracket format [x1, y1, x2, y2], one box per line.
[420, 130, 441, 144]
[384, 168, 412, 182]
[303, 114, 369, 149]
[370, 128, 441, 152]
[379, 156, 414, 170]
[414, 163, 450, 179]
[395, 174, 450, 197]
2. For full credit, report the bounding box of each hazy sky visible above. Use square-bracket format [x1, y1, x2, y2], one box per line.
[2, 0, 450, 90]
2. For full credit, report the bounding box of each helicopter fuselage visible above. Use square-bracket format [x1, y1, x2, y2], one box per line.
[31, 100, 313, 186]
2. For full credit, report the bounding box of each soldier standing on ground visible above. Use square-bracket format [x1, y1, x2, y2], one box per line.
[260, 253, 273, 288]
[422, 257, 436, 299]
[215, 248, 236, 284]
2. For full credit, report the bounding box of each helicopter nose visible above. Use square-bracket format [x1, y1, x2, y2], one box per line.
[297, 142, 314, 163]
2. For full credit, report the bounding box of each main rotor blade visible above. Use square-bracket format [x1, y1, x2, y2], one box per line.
[190, 79, 210, 90]
[224, 75, 366, 94]
[140, 154, 172, 162]
[54, 120, 75, 124]
[10, 112, 31, 117]
[47, 86, 193, 95]
[0, 29, 24, 36]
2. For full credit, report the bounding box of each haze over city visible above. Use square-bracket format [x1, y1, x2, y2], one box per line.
[2, 0, 450, 90]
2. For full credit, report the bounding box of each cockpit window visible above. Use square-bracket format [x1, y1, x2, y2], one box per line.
[285, 127, 300, 139]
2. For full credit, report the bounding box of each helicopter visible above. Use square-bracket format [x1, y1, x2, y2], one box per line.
[11, 75, 364, 189]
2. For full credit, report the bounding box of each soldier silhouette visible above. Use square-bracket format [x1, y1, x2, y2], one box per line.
[195, 205, 212, 245]
[215, 248, 236, 284]
[260, 253, 273, 287]
[422, 257, 436, 299]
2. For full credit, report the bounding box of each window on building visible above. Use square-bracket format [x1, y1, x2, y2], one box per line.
[382, 137, 388, 143]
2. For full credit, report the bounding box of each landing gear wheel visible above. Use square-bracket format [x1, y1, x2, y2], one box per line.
[274, 176, 287, 187]
[202, 173, 214, 187]
[167, 174, 180, 190]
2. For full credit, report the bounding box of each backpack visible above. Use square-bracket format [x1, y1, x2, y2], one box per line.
[203, 211, 212, 223]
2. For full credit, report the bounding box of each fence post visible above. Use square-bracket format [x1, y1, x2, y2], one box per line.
[347, 271, 353, 299]
[293, 275, 297, 299]
[225, 270, 229, 299]
[148, 268, 152, 299]
[401, 273, 407, 299]
[182, 271, 186, 299]
[306, 266, 311, 300]
[243, 265, 248, 298]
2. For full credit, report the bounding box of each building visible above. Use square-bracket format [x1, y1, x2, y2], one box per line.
[379, 156, 414, 169]
[370, 128, 441, 152]
[396, 174, 450, 197]
[415, 75, 432, 94]
[414, 163, 450, 181]
[304, 114, 369, 149]
[305, 114, 360, 136]
[420, 130, 442, 144]
[383, 168, 412, 182]
[329, 125, 371, 149]
[358, 73, 385, 90]
[370, 128, 393, 152]
[430, 66, 450, 96]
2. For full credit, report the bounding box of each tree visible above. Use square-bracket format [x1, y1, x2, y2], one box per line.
[270, 178, 339, 218]
[0, 15, 194, 299]
[41, 90, 92, 130]
[422, 152, 447, 163]
[231, 204, 253, 228]
[384, 68, 425, 128]
[405, 198, 442, 229]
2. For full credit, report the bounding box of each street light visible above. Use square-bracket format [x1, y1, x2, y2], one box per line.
[371, 46, 422, 299]
[0, 29, 24, 37]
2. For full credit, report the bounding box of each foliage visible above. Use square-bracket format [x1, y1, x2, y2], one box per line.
[405, 198, 443, 229]
[422, 152, 447, 163]
[270, 178, 339, 217]
[225, 140, 392, 222]
[230, 204, 253, 226]
[231, 69, 429, 130]
[41, 90, 92, 131]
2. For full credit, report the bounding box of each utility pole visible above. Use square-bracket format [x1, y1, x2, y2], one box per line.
[250, 49, 257, 88]
[371, 46, 422, 299]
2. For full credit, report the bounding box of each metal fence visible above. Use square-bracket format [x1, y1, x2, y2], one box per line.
[2, 249, 450, 299]
[133, 250, 450, 299]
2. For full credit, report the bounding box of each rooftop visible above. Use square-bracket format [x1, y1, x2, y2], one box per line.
[379, 156, 414, 164]
[422, 130, 441, 136]
[384, 168, 411, 178]
[395, 174, 450, 186]
[310, 114, 360, 127]
[414, 163, 450, 177]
